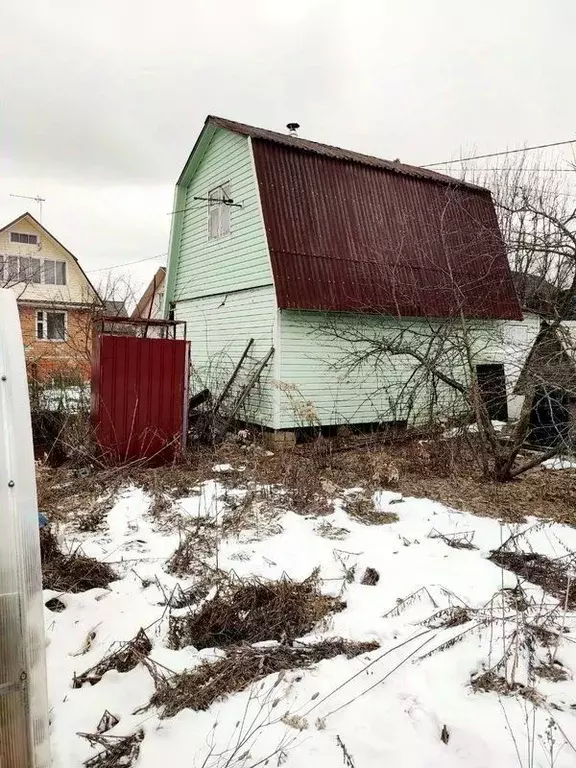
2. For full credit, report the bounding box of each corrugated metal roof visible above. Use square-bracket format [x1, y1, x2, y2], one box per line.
[251, 139, 521, 319]
[203, 116, 521, 320]
[208, 115, 488, 192]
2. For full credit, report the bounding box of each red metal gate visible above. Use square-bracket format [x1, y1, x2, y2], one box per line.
[92, 333, 189, 464]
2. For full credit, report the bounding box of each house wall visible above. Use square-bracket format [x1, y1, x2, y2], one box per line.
[171, 129, 273, 303]
[174, 287, 277, 427]
[0, 217, 97, 305]
[275, 310, 540, 429]
[482, 314, 541, 419]
[19, 305, 93, 382]
[169, 128, 278, 426]
[167, 125, 538, 431]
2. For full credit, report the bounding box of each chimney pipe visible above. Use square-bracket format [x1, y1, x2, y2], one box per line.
[286, 122, 300, 137]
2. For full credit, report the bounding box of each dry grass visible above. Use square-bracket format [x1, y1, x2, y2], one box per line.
[489, 550, 576, 608]
[80, 730, 144, 767]
[40, 527, 116, 593]
[345, 493, 399, 525]
[150, 640, 378, 717]
[36, 467, 121, 526]
[534, 662, 570, 682]
[73, 629, 152, 688]
[221, 488, 285, 540]
[168, 571, 344, 651]
[471, 670, 544, 705]
[218, 437, 576, 525]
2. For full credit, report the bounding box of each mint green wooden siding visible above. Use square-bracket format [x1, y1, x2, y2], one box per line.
[175, 287, 278, 427]
[172, 129, 273, 302]
[276, 311, 532, 429]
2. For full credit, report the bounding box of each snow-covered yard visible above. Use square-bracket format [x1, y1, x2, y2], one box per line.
[44, 474, 576, 768]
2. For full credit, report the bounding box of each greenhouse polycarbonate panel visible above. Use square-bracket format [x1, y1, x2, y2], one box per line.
[0, 290, 50, 767]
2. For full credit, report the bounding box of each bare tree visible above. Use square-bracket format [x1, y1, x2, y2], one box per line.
[316, 171, 576, 481]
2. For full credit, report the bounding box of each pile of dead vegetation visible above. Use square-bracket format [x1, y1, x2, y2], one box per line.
[489, 548, 576, 608]
[73, 628, 152, 688]
[169, 570, 344, 650]
[40, 527, 116, 593]
[151, 639, 378, 717]
[36, 466, 121, 530]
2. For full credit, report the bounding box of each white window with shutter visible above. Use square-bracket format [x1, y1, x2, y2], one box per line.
[36, 311, 67, 341]
[208, 183, 231, 239]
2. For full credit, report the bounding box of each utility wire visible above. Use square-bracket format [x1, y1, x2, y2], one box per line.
[86, 253, 166, 273]
[423, 138, 576, 168]
[438, 167, 576, 173]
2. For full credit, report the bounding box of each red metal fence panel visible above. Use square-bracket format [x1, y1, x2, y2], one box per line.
[91, 334, 189, 464]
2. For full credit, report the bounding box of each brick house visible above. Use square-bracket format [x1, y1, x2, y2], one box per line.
[0, 212, 102, 382]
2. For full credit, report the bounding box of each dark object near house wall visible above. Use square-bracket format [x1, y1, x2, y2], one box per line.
[528, 389, 573, 448]
[476, 364, 509, 422]
[91, 334, 190, 464]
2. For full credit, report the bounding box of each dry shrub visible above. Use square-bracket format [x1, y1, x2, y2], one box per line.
[151, 640, 378, 717]
[471, 670, 543, 705]
[40, 527, 116, 593]
[429, 529, 477, 550]
[36, 467, 121, 525]
[166, 523, 220, 577]
[534, 662, 570, 682]
[221, 489, 284, 540]
[79, 729, 143, 767]
[168, 571, 344, 651]
[345, 493, 398, 525]
[361, 567, 380, 586]
[73, 629, 152, 688]
[315, 520, 350, 540]
[489, 550, 576, 608]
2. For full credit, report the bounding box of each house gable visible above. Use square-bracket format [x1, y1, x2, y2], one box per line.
[0, 213, 101, 307]
[165, 126, 273, 307]
[178, 116, 521, 321]
[133, 266, 166, 320]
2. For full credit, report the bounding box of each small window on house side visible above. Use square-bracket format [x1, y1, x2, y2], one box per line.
[10, 232, 38, 245]
[208, 183, 231, 239]
[36, 310, 66, 341]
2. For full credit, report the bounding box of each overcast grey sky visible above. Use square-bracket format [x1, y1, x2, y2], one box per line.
[1, 0, 575, 293]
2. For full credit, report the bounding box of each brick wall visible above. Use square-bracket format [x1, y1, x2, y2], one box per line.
[20, 305, 93, 382]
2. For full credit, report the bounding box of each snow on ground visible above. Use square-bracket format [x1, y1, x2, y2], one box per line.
[542, 456, 576, 470]
[45, 478, 576, 767]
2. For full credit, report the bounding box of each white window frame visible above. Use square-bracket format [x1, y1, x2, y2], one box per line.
[43, 259, 67, 286]
[10, 232, 38, 245]
[2, 256, 66, 285]
[36, 310, 67, 342]
[207, 183, 231, 240]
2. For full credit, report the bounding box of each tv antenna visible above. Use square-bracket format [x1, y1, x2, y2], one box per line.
[9, 194, 46, 222]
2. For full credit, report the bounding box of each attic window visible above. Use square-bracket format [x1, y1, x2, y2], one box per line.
[11, 232, 38, 245]
[208, 183, 231, 239]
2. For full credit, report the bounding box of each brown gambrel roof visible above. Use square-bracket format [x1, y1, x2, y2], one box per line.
[208, 117, 522, 320]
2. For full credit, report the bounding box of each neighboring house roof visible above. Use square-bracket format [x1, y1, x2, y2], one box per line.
[103, 300, 128, 317]
[0, 212, 102, 305]
[515, 322, 576, 396]
[132, 266, 166, 319]
[173, 117, 522, 320]
[510, 270, 576, 318]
